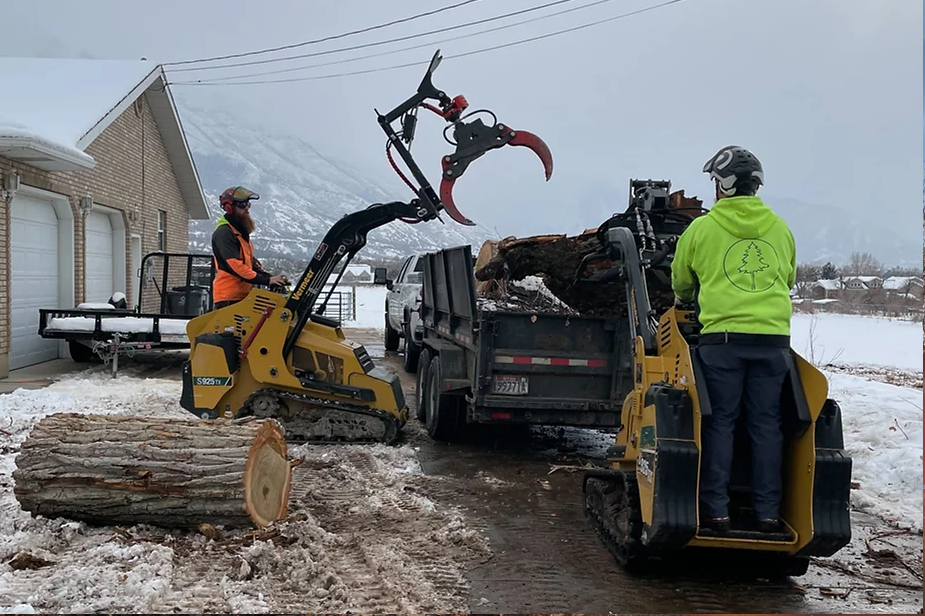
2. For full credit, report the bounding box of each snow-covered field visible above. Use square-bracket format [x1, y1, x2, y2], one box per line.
[791, 312, 921, 371]
[341, 285, 387, 329]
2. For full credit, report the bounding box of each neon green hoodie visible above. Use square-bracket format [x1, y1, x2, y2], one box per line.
[670, 195, 796, 336]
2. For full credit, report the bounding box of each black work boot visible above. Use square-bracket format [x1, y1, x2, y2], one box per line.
[757, 518, 780, 533]
[702, 516, 731, 532]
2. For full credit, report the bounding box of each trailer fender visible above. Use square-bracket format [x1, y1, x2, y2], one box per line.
[423, 340, 469, 391]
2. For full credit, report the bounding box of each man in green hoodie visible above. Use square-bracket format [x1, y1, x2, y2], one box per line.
[671, 145, 796, 534]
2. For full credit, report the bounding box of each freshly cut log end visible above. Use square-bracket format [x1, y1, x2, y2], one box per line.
[243, 419, 292, 528]
[12, 413, 294, 530]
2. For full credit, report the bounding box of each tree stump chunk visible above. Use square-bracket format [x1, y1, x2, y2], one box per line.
[13, 413, 294, 530]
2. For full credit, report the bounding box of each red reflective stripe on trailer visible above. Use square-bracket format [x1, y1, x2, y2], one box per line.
[494, 355, 607, 367]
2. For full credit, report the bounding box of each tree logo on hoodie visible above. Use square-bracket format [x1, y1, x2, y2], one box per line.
[723, 239, 779, 292]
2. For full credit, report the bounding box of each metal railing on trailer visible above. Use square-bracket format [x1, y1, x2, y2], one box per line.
[37, 252, 216, 376]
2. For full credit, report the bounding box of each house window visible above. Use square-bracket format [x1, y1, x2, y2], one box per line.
[157, 210, 167, 251]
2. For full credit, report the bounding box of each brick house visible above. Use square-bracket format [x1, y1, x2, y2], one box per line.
[0, 57, 209, 377]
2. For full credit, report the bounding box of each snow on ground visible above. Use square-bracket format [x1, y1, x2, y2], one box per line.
[790, 312, 921, 372]
[0, 373, 489, 614]
[824, 372, 923, 532]
[342, 285, 387, 330]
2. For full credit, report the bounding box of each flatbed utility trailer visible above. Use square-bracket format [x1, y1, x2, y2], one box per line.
[415, 244, 633, 441]
[38, 252, 215, 372]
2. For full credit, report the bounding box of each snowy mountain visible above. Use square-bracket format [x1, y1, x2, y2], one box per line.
[177, 100, 919, 270]
[760, 196, 921, 267]
[178, 101, 492, 261]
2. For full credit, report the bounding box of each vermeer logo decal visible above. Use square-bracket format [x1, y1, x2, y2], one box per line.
[723, 238, 779, 293]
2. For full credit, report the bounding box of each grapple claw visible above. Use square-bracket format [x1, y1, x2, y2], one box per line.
[438, 174, 476, 226]
[438, 117, 554, 226]
[507, 128, 554, 181]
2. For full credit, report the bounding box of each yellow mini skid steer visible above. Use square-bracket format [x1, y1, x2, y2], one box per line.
[179, 50, 554, 444]
[578, 180, 852, 578]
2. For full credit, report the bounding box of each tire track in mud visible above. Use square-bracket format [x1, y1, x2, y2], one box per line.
[279, 444, 491, 614]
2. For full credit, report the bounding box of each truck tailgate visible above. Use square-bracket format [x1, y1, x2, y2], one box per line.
[474, 310, 631, 427]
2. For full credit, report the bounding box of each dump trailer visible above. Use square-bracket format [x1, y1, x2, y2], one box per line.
[415, 244, 634, 441]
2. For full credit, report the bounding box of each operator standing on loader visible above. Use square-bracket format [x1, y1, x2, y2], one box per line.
[211, 186, 286, 309]
[670, 146, 796, 534]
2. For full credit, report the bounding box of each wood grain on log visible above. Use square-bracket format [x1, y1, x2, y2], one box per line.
[13, 414, 294, 530]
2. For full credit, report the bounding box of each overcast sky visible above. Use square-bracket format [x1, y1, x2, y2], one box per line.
[0, 0, 921, 240]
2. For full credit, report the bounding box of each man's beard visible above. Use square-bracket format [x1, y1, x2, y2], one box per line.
[233, 210, 256, 235]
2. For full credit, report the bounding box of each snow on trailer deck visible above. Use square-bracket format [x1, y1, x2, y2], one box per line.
[45, 316, 191, 337]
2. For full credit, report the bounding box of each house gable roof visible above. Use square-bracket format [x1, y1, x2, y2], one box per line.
[0, 57, 208, 220]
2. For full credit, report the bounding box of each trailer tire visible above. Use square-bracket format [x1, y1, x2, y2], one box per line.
[425, 355, 462, 442]
[68, 340, 100, 364]
[402, 317, 421, 373]
[415, 348, 432, 421]
[383, 303, 399, 351]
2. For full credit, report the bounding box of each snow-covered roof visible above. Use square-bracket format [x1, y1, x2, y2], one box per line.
[0, 57, 208, 220]
[813, 279, 842, 291]
[345, 264, 372, 276]
[883, 276, 924, 290]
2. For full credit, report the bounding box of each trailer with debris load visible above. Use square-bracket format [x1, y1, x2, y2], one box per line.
[411, 179, 705, 442]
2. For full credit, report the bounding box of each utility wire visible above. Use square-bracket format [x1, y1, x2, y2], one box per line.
[163, 0, 485, 66]
[168, 0, 583, 73]
[168, 0, 686, 87]
[177, 0, 621, 84]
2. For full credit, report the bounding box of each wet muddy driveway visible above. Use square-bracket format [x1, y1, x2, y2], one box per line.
[374, 345, 924, 615]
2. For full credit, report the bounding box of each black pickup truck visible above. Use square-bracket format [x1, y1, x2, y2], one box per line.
[414, 244, 633, 441]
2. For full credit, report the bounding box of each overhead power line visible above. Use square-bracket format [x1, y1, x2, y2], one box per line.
[175, 0, 621, 84]
[168, 0, 583, 73]
[167, 0, 687, 87]
[163, 0, 485, 67]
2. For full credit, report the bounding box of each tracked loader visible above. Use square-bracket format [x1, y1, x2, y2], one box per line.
[179, 50, 554, 444]
[578, 180, 852, 578]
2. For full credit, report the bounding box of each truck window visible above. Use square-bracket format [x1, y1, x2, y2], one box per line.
[396, 257, 412, 282]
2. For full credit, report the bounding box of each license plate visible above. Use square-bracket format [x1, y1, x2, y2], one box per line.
[492, 375, 529, 396]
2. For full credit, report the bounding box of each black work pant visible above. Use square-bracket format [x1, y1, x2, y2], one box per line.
[696, 342, 790, 521]
[213, 299, 241, 310]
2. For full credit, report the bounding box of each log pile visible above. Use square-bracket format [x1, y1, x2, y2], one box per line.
[472, 190, 703, 318]
[13, 413, 297, 530]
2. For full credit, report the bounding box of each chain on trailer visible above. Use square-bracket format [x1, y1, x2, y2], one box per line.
[91, 333, 155, 378]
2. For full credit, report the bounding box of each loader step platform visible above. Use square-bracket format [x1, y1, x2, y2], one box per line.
[697, 526, 794, 543]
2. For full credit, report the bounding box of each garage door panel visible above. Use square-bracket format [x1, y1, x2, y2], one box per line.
[85, 210, 114, 304]
[10, 195, 60, 370]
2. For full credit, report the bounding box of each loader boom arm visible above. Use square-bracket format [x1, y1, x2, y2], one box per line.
[281, 199, 434, 359]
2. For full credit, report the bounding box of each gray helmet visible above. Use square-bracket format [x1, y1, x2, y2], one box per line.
[702, 145, 764, 196]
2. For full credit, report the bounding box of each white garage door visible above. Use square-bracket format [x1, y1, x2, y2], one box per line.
[10, 195, 60, 370]
[85, 210, 114, 304]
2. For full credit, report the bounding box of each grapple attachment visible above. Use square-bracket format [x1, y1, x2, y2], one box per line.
[439, 117, 554, 226]
[378, 49, 554, 227]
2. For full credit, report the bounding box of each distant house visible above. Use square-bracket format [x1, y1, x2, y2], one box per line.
[0, 57, 209, 376]
[841, 275, 882, 290]
[810, 279, 842, 300]
[325, 263, 373, 286]
[883, 275, 924, 300]
[341, 264, 373, 284]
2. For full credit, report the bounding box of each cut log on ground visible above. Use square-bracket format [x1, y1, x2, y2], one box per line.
[13, 413, 295, 530]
